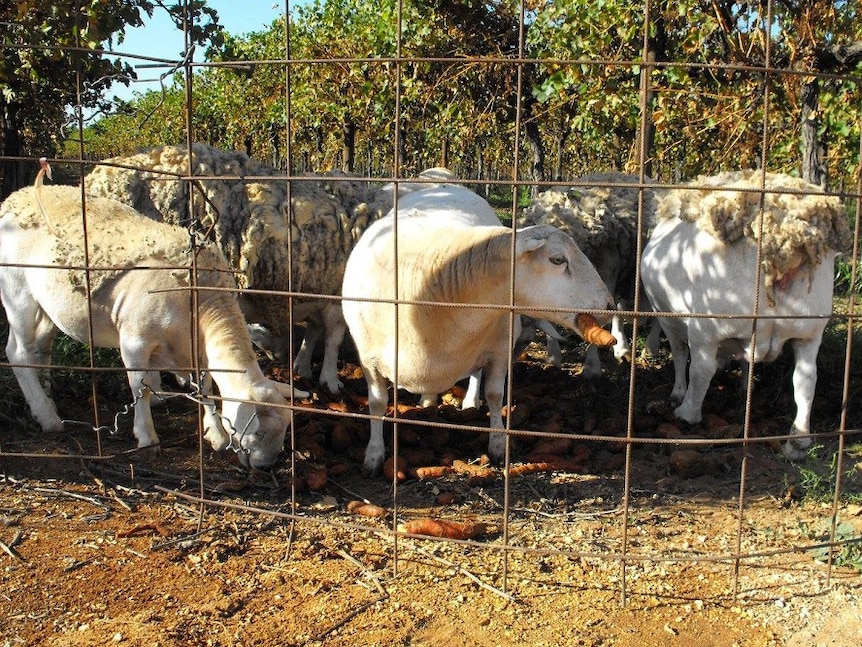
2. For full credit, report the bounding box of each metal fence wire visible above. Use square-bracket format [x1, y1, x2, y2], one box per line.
[1, 0, 861, 639]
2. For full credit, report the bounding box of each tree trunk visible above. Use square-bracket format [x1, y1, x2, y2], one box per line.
[800, 78, 827, 188]
[342, 118, 356, 173]
[0, 98, 26, 198]
[524, 118, 545, 195]
[553, 126, 569, 182]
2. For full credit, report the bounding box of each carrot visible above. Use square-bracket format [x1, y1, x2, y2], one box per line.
[414, 465, 455, 479]
[399, 518, 487, 540]
[346, 500, 387, 518]
[576, 313, 617, 347]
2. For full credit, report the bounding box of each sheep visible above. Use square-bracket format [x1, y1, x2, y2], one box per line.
[518, 172, 659, 377]
[641, 170, 852, 459]
[0, 169, 308, 470]
[341, 182, 616, 475]
[84, 143, 391, 392]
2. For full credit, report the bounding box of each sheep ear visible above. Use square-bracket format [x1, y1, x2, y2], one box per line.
[270, 379, 309, 400]
[515, 227, 547, 255]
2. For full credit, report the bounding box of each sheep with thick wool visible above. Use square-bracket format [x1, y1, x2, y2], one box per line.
[518, 173, 659, 376]
[641, 170, 851, 458]
[0, 175, 307, 470]
[84, 143, 391, 392]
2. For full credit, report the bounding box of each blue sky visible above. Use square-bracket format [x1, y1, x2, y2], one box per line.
[105, 1, 292, 103]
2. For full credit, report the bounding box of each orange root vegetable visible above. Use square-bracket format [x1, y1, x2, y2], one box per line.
[576, 314, 617, 347]
[399, 518, 487, 540]
[346, 500, 387, 518]
[383, 456, 409, 482]
[304, 466, 328, 491]
[435, 491, 458, 505]
[530, 437, 573, 456]
[451, 459, 497, 485]
[414, 465, 455, 479]
[508, 456, 586, 477]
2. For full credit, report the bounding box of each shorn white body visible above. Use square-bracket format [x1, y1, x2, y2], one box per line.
[0, 184, 306, 469]
[641, 217, 836, 459]
[342, 183, 614, 475]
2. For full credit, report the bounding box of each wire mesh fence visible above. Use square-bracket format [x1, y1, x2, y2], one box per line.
[1, 1, 861, 644]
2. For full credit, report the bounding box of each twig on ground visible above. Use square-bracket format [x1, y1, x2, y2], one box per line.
[410, 544, 517, 603]
[0, 530, 24, 562]
[150, 528, 213, 551]
[336, 546, 388, 597]
[310, 598, 383, 643]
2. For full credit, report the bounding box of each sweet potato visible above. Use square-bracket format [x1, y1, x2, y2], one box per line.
[530, 436, 573, 456]
[451, 459, 497, 485]
[414, 465, 455, 479]
[383, 456, 409, 482]
[346, 500, 387, 518]
[576, 313, 617, 347]
[508, 456, 586, 477]
[435, 491, 458, 505]
[329, 424, 352, 451]
[304, 466, 328, 491]
[399, 518, 487, 540]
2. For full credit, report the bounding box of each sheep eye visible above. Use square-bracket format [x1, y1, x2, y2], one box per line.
[550, 255, 567, 266]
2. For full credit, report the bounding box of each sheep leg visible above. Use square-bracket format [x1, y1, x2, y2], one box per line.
[782, 337, 821, 460]
[118, 339, 160, 449]
[483, 362, 509, 464]
[362, 367, 390, 477]
[196, 371, 230, 452]
[611, 312, 631, 362]
[664, 322, 690, 408]
[674, 341, 718, 426]
[535, 319, 563, 367]
[316, 303, 346, 393]
[642, 318, 662, 358]
[582, 345, 602, 380]
[0, 281, 64, 432]
[293, 320, 323, 381]
[461, 370, 483, 409]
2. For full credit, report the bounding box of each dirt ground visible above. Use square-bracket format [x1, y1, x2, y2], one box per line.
[1, 337, 861, 647]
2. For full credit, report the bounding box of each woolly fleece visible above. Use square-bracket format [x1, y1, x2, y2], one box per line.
[653, 170, 852, 302]
[0, 185, 234, 293]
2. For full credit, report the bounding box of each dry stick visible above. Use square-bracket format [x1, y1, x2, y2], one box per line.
[150, 528, 213, 552]
[311, 598, 382, 643]
[0, 532, 23, 562]
[410, 544, 517, 603]
[309, 546, 390, 642]
[335, 547, 388, 598]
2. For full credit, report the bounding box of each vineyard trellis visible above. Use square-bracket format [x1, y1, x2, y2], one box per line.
[1, 1, 862, 645]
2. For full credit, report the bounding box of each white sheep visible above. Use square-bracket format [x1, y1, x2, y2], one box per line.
[0, 173, 308, 470]
[518, 172, 659, 377]
[641, 170, 851, 458]
[84, 143, 391, 392]
[342, 183, 615, 475]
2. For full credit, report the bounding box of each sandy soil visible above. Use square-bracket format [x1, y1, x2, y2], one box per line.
[1, 339, 861, 647]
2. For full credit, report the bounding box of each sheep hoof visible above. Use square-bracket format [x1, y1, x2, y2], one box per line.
[361, 457, 383, 478]
[135, 439, 163, 456]
[781, 434, 811, 461]
[615, 350, 633, 363]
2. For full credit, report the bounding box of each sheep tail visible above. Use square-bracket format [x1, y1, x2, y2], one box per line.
[34, 157, 60, 235]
